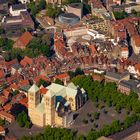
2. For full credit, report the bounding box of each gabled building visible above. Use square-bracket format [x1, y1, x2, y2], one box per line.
[105, 71, 130, 84]
[131, 35, 140, 55]
[118, 79, 140, 96]
[13, 32, 32, 49]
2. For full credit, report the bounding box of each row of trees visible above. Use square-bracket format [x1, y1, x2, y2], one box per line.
[20, 114, 140, 140]
[72, 75, 140, 114]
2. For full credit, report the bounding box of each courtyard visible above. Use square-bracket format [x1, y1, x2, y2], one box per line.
[70, 100, 129, 135]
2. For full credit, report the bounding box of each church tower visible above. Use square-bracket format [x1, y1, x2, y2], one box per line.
[28, 84, 40, 123]
[44, 90, 55, 126]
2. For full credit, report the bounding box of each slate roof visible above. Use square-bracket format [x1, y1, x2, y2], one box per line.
[11, 4, 26, 11]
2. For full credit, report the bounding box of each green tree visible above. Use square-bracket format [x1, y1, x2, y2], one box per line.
[0, 118, 5, 126]
[55, 78, 64, 85]
[46, 4, 62, 19]
[38, 79, 50, 87]
[113, 11, 128, 20]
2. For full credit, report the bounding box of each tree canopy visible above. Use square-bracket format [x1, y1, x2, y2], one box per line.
[0, 38, 14, 51]
[55, 78, 64, 85]
[17, 111, 32, 128]
[113, 11, 128, 20]
[46, 4, 63, 19]
[28, 0, 46, 17]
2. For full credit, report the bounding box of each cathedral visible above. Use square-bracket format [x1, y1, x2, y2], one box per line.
[28, 82, 87, 127]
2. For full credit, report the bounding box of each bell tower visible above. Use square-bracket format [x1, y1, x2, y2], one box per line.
[44, 90, 55, 126]
[28, 84, 40, 118]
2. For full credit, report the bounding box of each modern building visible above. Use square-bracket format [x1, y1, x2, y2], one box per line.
[58, 13, 80, 25]
[28, 83, 87, 127]
[67, 3, 83, 19]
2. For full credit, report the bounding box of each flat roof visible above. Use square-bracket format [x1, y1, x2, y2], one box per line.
[68, 3, 83, 9]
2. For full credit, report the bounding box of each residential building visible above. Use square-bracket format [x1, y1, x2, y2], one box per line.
[131, 35, 140, 55]
[120, 47, 129, 59]
[118, 79, 140, 95]
[28, 83, 87, 127]
[0, 126, 5, 136]
[0, 111, 15, 123]
[105, 71, 130, 84]
[13, 32, 32, 49]
[135, 63, 140, 76]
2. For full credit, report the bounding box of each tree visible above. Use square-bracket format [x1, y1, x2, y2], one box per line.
[0, 38, 14, 51]
[93, 112, 100, 120]
[46, 4, 62, 19]
[63, 0, 80, 4]
[28, 0, 46, 17]
[0, 118, 5, 126]
[113, 11, 128, 20]
[12, 90, 19, 96]
[83, 3, 91, 15]
[17, 111, 31, 128]
[38, 0, 46, 10]
[38, 79, 50, 87]
[55, 78, 64, 85]
[131, 9, 137, 15]
[0, 28, 4, 35]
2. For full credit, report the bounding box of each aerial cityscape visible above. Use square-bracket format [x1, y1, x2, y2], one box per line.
[0, 0, 140, 139]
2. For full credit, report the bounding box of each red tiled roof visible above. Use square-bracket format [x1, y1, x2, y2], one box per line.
[0, 111, 15, 123]
[92, 74, 104, 82]
[121, 47, 128, 52]
[5, 59, 18, 69]
[19, 97, 28, 108]
[0, 70, 4, 78]
[10, 83, 19, 90]
[18, 79, 29, 86]
[20, 56, 33, 66]
[135, 63, 140, 72]
[132, 35, 140, 47]
[88, 45, 97, 55]
[3, 103, 12, 112]
[15, 32, 32, 47]
[3, 89, 10, 98]
[34, 75, 50, 83]
[40, 87, 48, 95]
[54, 73, 69, 79]
[0, 96, 8, 104]
[0, 126, 5, 132]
